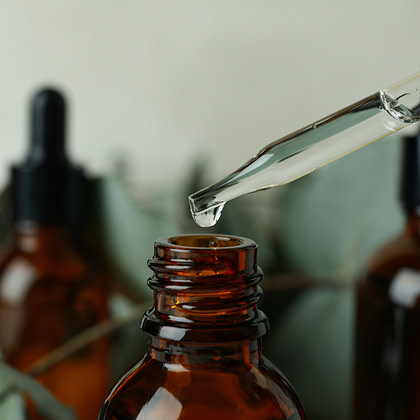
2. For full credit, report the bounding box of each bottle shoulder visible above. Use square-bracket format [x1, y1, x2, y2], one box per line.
[102, 354, 305, 420]
[0, 241, 110, 360]
[0, 236, 103, 284]
[0, 235, 109, 326]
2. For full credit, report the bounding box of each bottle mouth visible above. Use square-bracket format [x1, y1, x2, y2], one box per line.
[161, 234, 254, 249]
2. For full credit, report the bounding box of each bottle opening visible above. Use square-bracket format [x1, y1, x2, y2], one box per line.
[167, 234, 245, 249]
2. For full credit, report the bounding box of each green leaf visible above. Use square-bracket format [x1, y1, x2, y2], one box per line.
[0, 381, 25, 420]
[275, 134, 403, 278]
[264, 287, 354, 420]
[84, 176, 180, 301]
[0, 362, 75, 420]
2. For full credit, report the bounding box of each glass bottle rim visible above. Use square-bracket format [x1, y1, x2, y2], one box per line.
[155, 234, 257, 250]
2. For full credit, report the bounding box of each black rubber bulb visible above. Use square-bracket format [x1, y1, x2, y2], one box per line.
[27, 88, 67, 165]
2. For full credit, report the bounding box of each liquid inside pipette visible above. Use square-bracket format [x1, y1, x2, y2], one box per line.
[189, 74, 420, 228]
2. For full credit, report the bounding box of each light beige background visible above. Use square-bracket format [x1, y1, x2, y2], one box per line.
[0, 0, 419, 193]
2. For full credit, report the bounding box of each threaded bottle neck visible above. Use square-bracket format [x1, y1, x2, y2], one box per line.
[141, 234, 268, 344]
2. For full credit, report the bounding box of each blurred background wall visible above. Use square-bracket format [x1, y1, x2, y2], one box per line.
[0, 0, 419, 194]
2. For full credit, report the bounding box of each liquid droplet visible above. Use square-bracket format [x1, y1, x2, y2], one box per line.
[190, 202, 225, 228]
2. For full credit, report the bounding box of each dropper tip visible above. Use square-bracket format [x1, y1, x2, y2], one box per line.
[188, 195, 225, 228]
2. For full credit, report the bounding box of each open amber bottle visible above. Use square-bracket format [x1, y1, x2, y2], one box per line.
[99, 234, 306, 420]
[0, 88, 111, 420]
[353, 131, 420, 419]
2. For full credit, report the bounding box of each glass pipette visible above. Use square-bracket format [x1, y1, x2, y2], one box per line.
[189, 72, 420, 227]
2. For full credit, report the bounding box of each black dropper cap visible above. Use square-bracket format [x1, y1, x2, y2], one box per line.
[11, 88, 85, 225]
[399, 128, 420, 213]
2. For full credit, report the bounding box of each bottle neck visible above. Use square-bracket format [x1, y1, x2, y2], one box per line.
[13, 222, 72, 253]
[141, 234, 269, 347]
[147, 336, 262, 366]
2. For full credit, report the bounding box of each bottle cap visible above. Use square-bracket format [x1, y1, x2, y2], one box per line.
[399, 128, 420, 212]
[11, 88, 85, 224]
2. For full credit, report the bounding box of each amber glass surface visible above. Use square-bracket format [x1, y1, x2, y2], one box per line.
[99, 234, 306, 420]
[0, 223, 111, 420]
[354, 214, 420, 419]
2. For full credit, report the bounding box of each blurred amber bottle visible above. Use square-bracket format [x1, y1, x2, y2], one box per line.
[353, 132, 420, 419]
[99, 234, 306, 420]
[0, 88, 111, 420]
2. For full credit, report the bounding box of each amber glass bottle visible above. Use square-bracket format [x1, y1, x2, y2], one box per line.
[353, 132, 420, 419]
[99, 234, 306, 420]
[0, 88, 110, 420]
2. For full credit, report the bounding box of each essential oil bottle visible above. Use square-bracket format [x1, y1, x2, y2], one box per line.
[99, 234, 306, 420]
[0, 88, 111, 420]
[353, 131, 420, 419]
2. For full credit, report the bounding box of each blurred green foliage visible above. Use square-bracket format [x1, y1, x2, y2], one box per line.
[0, 357, 74, 420]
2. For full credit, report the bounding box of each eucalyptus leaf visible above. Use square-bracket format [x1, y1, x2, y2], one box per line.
[264, 287, 354, 420]
[85, 176, 180, 300]
[276, 134, 403, 278]
[0, 362, 74, 420]
[0, 376, 25, 420]
[109, 293, 149, 380]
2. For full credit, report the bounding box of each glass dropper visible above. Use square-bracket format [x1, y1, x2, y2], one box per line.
[188, 72, 420, 227]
